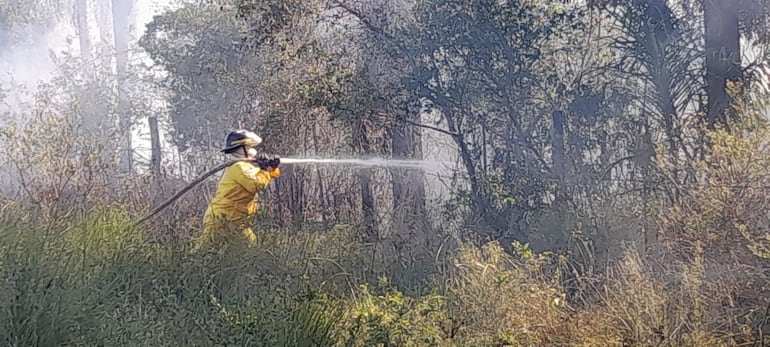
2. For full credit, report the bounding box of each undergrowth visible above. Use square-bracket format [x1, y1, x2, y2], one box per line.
[0, 207, 768, 346]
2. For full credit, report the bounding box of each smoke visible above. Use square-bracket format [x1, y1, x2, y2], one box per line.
[0, 19, 73, 118]
[0, 9, 75, 197]
[0, 0, 173, 116]
[0, 0, 179, 197]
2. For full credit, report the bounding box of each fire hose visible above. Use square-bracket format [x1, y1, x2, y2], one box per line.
[131, 155, 279, 228]
[130, 155, 428, 228]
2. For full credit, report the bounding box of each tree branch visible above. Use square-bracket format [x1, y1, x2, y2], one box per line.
[327, 0, 398, 43]
[403, 119, 461, 138]
[375, 111, 461, 138]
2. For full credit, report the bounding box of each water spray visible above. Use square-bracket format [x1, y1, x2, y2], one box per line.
[132, 155, 435, 227]
[280, 157, 433, 169]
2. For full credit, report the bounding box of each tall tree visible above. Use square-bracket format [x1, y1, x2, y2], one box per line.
[703, 0, 741, 130]
[112, 0, 132, 173]
[328, 0, 431, 234]
[596, 0, 703, 184]
[681, 0, 770, 129]
[96, 0, 113, 71]
[74, 0, 91, 64]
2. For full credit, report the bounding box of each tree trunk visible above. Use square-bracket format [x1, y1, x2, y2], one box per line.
[75, 0, 91, 64]
[354, 120, 376, 241]
[312, 121, 328, 222]
[630, 119, 658, 254]
[551, 110, 565, 199]
[149, 116, 161, 175]
[75, 0, 99, 136]
[96, 0, 113, 72]
[112, 0, 133, 173]
[550, 110, 570, 250]
[148, 116, 162, 204]
[704, 0, 742, 130]
[391, 99, 430, 239]
[390, 118, 409, 229]
[410, 118, 428, 231]
[442, 111, 484, 217]
[288, 170, 305, 228]
[651, 65, 680, 182]
[432, 90, 485, 217]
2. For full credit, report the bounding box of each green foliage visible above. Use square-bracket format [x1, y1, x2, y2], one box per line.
[139, 3, 258, 153]
[0, 208, 158, 346]
[138, 0, 313, 155]
[659, 106, 770, 260]
[406, 0, 626, 246]
[341, 283, 448, 346]
[234, 0, 306, 48]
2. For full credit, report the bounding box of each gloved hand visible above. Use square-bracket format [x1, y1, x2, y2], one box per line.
[254, 154, 270, 170]
[268, 155, 280, 169]
[255, 154, 280, 170]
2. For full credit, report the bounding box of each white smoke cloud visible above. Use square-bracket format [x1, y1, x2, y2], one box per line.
[0, 19, 74, 116]
[0, 0, 178, 195]
[0, 0, 175, 114]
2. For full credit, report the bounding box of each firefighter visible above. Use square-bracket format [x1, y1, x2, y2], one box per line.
[192, 130, 281, 253]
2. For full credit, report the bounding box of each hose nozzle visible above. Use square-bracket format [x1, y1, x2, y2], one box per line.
[254, 154, 280, 170]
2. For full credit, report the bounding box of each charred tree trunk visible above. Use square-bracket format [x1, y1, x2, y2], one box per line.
[550, 110, 570, 251]
[704, 0, 742, 130]
[629, 118, 657, 254]
[149, 117, 161, 176]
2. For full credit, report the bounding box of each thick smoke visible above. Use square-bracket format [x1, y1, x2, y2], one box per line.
[0, 20, 72, 117]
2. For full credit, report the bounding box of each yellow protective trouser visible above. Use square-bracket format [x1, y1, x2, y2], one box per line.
[192, 214, 257, 254]
[191, 215, 257, 297]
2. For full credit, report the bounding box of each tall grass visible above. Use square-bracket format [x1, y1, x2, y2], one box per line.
[0, 208, 346, 346]
[0, 207, 768, 346]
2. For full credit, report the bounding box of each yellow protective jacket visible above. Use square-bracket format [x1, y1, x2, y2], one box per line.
[198, 161, 280, 249]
